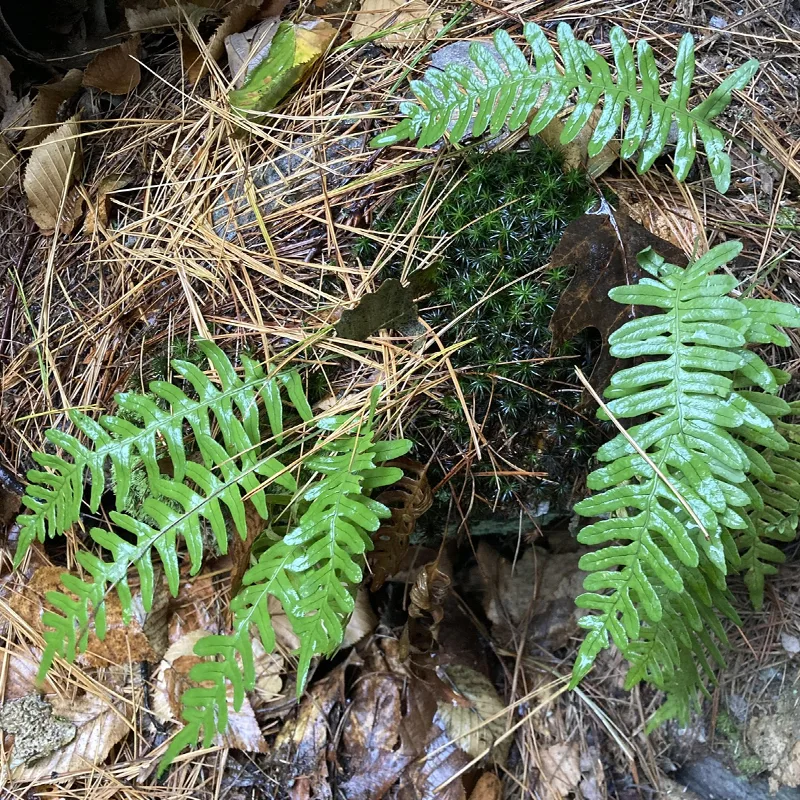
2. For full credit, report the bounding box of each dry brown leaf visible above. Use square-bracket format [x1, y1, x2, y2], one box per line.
[250, 637, 284, 708]
[125, 2, 218, 31]
[369, 458, 432, 590]
[23, 117, 82, 235]
[83, 36, 142, 95]
[85, 172, 132, 233]
[350, 0, 443, 48]
[468, 773, 503, 800]
[153, 630, 268, 752]
[616, 186, 700, 252]
[10, 565, 162, 666]
[2, 648, 56, 701]
[434, 664, 510, 766]
[342, 587, 378, 648]
[538, 743, 582, 799]
[409, 561, 451, 631]
[231, 500, 266, 595]
[538, 108, 620, 178]
[6, 692, 130, 780]
[20, 70, 83, 148]
[475, 542, 585, 652]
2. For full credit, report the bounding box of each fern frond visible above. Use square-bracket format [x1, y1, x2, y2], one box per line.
[371, 22, 758, 193]
[15, 341, 296, 566]
[163, 397, 411, 772]
[571, 242, 800, 697]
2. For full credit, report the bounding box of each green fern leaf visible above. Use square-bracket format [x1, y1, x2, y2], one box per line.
[371, 22, 758, 193]
[571, 241, 800, 700]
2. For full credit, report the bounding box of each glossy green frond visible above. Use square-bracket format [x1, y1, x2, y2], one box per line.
[371, 22, 758, 193]
[571, 241, 800, 720]
[162, 402, 411, 772]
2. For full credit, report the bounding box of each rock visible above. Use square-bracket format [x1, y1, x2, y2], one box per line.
[748, 705, 800, 789]
[676, 756, 800, 800]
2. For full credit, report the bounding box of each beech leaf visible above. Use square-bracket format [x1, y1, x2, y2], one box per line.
[228, 19, 336, 116]
[23, 117, 82, 235]
[83, 36, 142, 96]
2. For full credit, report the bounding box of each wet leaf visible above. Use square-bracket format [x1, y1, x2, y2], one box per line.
[228, 19, 336, 116]
[84, 172, 132, 233]
[153, 630, 268, 752]
[2, 692, 130, 780]
[400, 726, 470, 800]
[83, 36, 141, 95]
[336, 278, 418, 342]
[20, 70, 82, 148]
[434, 664, 510, 766]
[369, 458, 433, 590]
[10, 565, 164, 666]
[549, 207, 687, 390]
[350, 0, 443, 48]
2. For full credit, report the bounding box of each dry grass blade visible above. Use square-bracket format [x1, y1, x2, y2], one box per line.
[369, 457, 432, 590]
[22, 116, 82, 234]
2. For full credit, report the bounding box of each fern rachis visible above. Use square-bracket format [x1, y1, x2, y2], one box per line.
[372, 22, 758, 193]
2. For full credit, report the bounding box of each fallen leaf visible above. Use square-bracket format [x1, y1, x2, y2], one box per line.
[468, 773, 502, 800]
[125, 3, 217, 32]
[616, 185, 701, 252]
[409, 561, 451, 630]
[538, 108, 620, 178]
[350, 0, 443, 48]
[548, 206, 687, 391]
[336, 278, 419, 342]
[23, 117, 82, 235]
[474, 542, 585, 652]
[538, 743, 582, 799]
[0, 694, 75, 770]
[83, 36, 142, 95]
[434, 664, 510, 766]
[84, 172, 132, 233]
[225, 17, 281, 89]
[250, 637, 284, 708]
[342, 587, 377, 648]
[400, 727, 470, 800]
[1, 648, 56, 702]
[369, 458, 433, 590]
[184, 0, 262, 84]
[230, 500, 267, 595]
[0, 56, 15, 112]
[267, 665, 345, 798]
[10, 565, 163, 667]
[153, 630, 268, 752]
[20, 70, 83, 148]
[228, 19, 336, 116]
[3, 692, 130, 780]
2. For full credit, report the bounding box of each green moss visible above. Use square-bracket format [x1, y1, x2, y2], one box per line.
[358, 143, 599, 512]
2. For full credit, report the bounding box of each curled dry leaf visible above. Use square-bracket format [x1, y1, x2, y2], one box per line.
[20, 69, 82, 148]
[434, 664, 511, 766]
[153, 630, 268, 753]
[83, 36, 142, 96]
[409, 561, 452, 630]
[10, 565, 163, 667]
[2, 692, 130, 780]
[369, 457, 432, 590]
[350, 0, 443, 48]
[23, 117, 82, 235]
[84, 172, 132, 233]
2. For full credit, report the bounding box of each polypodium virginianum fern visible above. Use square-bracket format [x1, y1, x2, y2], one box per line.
[13, 341, 411, 772]
[570, 242, 800, 723]
[371, 22, 758, 194]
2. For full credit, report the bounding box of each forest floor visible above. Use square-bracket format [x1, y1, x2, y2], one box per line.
[0, 0, 799, 798]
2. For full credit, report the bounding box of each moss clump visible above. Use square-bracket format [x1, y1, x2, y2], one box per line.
[355, 143, 598, 513]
